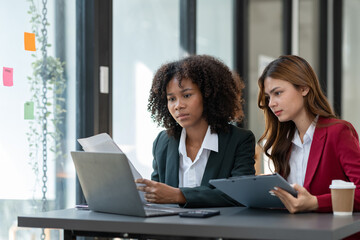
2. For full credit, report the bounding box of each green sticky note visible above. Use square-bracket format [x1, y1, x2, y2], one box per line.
[24, 102, 34, 120]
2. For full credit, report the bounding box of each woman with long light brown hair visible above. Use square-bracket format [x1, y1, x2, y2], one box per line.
[258, 55, 360, 214]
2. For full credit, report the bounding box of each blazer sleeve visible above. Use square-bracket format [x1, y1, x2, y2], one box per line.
[180, 128, 256, 208]
[316, 122, 360, 212]
[150, 131, 164, 183]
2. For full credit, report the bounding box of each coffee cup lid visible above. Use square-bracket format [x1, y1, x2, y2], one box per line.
[329, 180, 356, 189]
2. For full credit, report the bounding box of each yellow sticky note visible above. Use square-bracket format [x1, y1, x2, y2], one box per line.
[24, 32, 36, 51]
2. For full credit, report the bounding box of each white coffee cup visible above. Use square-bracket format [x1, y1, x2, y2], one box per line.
[329, 180, 356, 216]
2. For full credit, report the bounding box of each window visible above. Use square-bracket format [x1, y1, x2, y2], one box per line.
[342, 0, 360, 132]
[112, 0, 180, 179]
[197, 0, 233, 67]
[0, 0, 76, 238]
[248, 0, 283, 174]
[299, 0, 320, 73]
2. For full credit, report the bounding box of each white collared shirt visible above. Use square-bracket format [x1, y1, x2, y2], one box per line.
[287, 117, 318, 186]
[178, 126, 218, 188]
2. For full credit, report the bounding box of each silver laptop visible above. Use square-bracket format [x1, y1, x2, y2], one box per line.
[71, 151, 187, 217]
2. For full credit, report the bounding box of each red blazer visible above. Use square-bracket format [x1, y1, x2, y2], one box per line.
[303, 117, 360, 212]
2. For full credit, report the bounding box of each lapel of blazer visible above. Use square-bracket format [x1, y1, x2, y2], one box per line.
[165, 136, 180, 187]
[303, 118, 327, 189]
[201, 131, 229, 185]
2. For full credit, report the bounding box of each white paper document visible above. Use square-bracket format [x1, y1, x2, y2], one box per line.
[77, 133, 147, 203]
[77, 133, 143, 181]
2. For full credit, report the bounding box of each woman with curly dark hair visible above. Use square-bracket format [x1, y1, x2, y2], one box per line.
[136, 54, 255, 207]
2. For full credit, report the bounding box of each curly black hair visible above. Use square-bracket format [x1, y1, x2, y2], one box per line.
[148, 54, 245, 138]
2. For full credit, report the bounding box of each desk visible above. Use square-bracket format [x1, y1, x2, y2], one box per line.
[18, 207, 360, 240]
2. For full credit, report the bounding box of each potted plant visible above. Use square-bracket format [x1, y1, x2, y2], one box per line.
[25, 0, 67, 213]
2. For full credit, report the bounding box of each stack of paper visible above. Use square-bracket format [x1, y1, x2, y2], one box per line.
[77, 133, 142, 180]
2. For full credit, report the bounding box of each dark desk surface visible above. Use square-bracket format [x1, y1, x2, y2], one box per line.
[18, 207, 360, 240]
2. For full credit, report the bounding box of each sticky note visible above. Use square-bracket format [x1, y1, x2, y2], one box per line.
[3, 67, 13, 86]
[24, 32, 36, 51]
[24, 102, 35, 120]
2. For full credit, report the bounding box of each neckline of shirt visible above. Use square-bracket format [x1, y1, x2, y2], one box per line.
[178, 126, 219, 162]
[292, 115, 319, 147]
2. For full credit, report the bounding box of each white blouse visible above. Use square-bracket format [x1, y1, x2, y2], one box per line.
[287, 117, 318, 186]
[178, 126, 218, 188]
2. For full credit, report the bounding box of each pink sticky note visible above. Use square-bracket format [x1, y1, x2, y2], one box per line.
[3, 67, 13, 87]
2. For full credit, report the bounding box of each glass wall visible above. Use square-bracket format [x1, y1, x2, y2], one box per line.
[342, 0, 360, 132]
[197, 0, 233, 68]
[248, 0, 283, 174]
[298, 0, 319, 74]
[112, 0, 180, 179]
[0, 0, 76, 239]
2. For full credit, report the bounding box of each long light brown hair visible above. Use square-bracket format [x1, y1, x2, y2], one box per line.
[257, 55, 336, 178]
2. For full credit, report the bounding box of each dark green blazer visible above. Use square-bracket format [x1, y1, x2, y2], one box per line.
[151, 124, 255, 208]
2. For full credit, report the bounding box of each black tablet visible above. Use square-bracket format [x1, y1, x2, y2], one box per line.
[209, 173, 297, 209]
